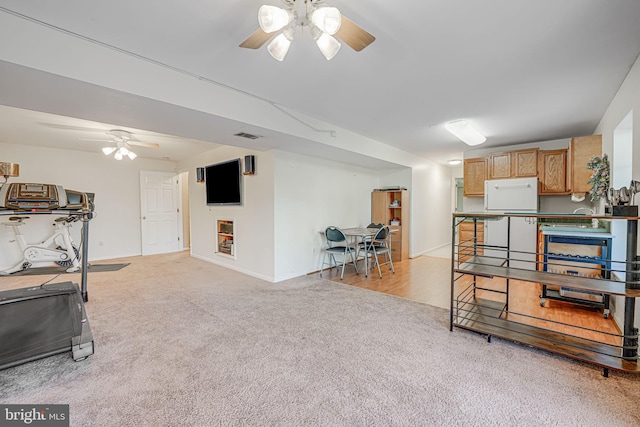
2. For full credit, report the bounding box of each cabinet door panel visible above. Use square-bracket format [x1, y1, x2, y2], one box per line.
[570, 135, 602, 193]
[489, 152, 511, 179]
[463, 158, 487, 196]
[539, 150, 567, 194]
[512, 149, 538, 177]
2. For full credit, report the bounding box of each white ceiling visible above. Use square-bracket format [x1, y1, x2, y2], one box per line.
[1, 0, 640, 167]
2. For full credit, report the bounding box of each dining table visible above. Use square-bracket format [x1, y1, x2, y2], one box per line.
[341, 227, 386, 277]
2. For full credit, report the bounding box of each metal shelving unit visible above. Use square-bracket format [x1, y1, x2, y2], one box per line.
[450, 212, 640, 376]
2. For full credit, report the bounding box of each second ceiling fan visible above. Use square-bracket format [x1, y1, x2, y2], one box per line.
[240, 0, 375, 61]
[94, 129, 159, 160]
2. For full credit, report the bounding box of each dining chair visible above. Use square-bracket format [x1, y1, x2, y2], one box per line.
[362, 225, 395, 278]
[320, 226, 360, 280]
[356, 222, 384, 261]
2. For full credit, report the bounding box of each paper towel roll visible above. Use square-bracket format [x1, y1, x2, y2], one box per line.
[571, 193, 586, 202]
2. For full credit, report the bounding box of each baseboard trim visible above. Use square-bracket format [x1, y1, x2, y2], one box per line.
[190, 253, 276, 283]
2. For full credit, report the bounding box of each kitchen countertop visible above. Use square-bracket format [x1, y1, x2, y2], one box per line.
[539, 226, 613, 238]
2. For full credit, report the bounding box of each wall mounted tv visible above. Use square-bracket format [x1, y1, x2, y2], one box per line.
[205, 158, 242, 206]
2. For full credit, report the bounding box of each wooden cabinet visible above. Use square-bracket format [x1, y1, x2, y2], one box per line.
[462, 136, 600, 197]
[458, 220, 484, 262]
[539, 149, 569, 194]
[371, 190, 409, 261]
[463, 158, 487, 197]
[511, 148, 538, 177]
[488, 152, 511, 179]
[570, 135, 602, 194]
[488, 149, 538, 180]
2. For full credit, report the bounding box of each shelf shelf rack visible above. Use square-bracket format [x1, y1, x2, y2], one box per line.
[450, 212, 640, 376]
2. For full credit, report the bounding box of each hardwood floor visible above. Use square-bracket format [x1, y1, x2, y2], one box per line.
[314, 253, 621, 345]
[315, 255, 452, 309]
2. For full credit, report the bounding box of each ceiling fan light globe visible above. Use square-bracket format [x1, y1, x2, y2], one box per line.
[102, 146, 116, 155]
[311, 6, 341, 35]
[114, 151, 123, 160]
[127, 151, 137, 160]
[258, 5, 291, 33]
[267, 33, 292, 61]
[119, 146, 129, 156]
[316, 33, 341, 60]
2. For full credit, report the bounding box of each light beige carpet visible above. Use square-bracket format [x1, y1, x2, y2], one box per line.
[1, 251, 639, 426]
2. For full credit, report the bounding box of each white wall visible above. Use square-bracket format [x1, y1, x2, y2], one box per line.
[594, 53, 640, 330]
[273, 150, 382, 281]
[411, 163, 455, 255]
[182, 145, 456, 282]
[179, 146, 276, 281]
[0, 142, 176, 269]
[0, 140, 455, 282]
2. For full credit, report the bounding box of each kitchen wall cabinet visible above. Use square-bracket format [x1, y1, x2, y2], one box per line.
[488, 152, 511, 179]
[570, 134, 602, 194]
[462, 136, 601, 198]
[463, 158, 487, 197]
[539, 149, 569, 194]
[488, 148, 539, 180]
[511, 148, 538, 177]
[371, 189, 410, 261]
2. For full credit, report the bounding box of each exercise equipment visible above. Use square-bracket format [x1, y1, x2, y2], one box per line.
[0, 182, 91, 211]
[1, 215, 81, 275]
[0, 182, 95, 301]
[0, 281, 94, 370]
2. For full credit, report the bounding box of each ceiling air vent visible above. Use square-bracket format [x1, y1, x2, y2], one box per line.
[234, 132, 261, 140]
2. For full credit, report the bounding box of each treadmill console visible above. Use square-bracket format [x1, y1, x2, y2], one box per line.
[0, 183, 92, 211]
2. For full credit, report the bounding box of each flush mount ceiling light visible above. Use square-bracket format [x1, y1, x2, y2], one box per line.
[447, 159, 462, 166]
[240, 0, 375, 61]
[445, 120, 486, 146]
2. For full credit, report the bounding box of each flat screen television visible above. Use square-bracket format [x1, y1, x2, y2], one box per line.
[205, 158, 242, 206]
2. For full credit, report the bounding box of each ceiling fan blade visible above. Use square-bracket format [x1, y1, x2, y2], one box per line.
[335, 16, 375, 52]
[79, 138, 112, 142]
[39, 123, 109, 132]
[129, 140, 159, 149]
[240, 28, 274, 49]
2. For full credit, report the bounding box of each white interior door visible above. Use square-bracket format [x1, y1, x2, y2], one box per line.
[140, 171, 180, 255]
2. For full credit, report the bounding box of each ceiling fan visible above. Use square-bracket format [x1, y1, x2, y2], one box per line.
[240, 0, 375, 61]
[91, 129, 160, 160]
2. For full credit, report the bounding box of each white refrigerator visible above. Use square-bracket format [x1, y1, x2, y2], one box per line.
[484, 177, 539, 270]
